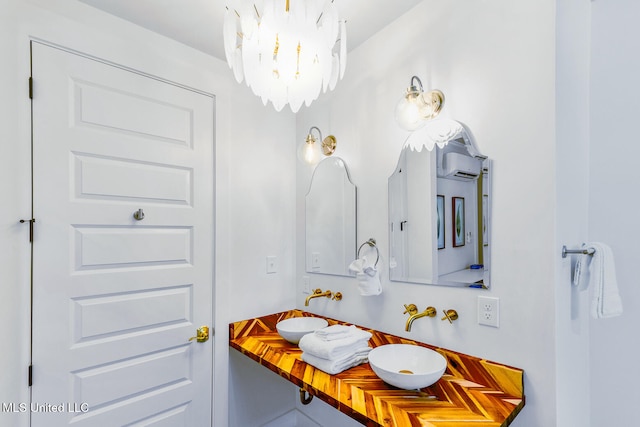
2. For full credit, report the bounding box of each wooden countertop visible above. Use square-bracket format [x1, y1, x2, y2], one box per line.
[229, 310, 524, 427]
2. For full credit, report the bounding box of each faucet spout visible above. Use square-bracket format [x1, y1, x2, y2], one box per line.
[404, 306, 437, 331]
[305, 289, 332, 306]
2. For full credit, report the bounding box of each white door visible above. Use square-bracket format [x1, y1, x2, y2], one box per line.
[30, 42, 214, 427]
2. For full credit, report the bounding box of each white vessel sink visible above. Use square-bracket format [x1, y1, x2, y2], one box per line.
[368, 344, 447, 390]
[276, 317, 328, 344]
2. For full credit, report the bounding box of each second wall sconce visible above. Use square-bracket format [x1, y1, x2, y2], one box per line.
[298, 126, 337, 165]
[395, 76, 445, 131]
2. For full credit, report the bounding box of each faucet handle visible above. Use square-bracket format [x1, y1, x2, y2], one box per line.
[403, 304, 418, 315]
[441, 309, 459, 323]
[311, 288, 323, 295]
[332, 292, 342, 301]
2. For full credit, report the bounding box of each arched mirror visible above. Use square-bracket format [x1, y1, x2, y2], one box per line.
[388, 120, 491, 288]
[305, 157, 357, 276]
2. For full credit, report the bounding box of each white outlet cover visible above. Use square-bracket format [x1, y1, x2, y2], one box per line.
[477, 296, 499, 327]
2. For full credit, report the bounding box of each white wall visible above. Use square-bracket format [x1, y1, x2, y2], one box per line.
[589, 0, 640, 425]
[0, 1, 297, 426]
[296, 1, 558, 426]
[555, 0, 592, 425]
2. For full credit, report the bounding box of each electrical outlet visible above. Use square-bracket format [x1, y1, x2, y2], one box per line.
[477, 296, 499, 327]
[302, 276, 311, 294]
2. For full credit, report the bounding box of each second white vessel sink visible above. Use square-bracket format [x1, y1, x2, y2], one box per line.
[276, 317, 328, 344]
[368, 344, 447, 390]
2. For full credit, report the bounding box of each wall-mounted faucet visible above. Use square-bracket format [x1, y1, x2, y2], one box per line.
[305, 288, 333, 306]
[403, 304, 437, 332]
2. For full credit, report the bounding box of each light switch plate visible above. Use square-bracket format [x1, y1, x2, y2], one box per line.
[266, 256, 277, 274]
[311, 252, 320, 269]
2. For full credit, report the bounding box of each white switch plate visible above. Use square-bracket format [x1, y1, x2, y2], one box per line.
[477, 296, 499, 327]
[311, 252, 320, 269]
[302, 276, 310, 294]
[266, 256, 277, 274]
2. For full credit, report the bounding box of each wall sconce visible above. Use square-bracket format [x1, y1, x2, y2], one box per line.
[395, 76, 445, 131]
[298, 126, 337, 165]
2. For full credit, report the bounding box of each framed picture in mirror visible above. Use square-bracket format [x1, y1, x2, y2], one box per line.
[452, 197, 465, 247]
[437, 195, 445, 249]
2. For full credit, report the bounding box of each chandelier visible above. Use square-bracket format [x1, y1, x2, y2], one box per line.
[223, 0, 347, 113]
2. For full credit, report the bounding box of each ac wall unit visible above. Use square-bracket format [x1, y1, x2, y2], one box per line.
[443, 152, 481, 181]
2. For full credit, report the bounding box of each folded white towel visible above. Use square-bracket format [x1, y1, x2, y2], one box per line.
[301, 347, 371, 375]
[314, 325, 358, 341]
[298, 328, 372, 360]
[356, 271, 382, 296]
[588, 242, 623, 318]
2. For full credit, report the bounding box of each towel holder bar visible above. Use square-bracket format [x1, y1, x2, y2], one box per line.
[562, 245, 595, 259]
[357, 238, 379, 267]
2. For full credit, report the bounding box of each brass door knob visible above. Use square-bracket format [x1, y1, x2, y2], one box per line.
[189, 325, 210, 342]
[441, 309, 459, 323]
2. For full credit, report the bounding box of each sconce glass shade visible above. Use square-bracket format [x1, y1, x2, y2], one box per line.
[395, 76, 445, 131]
[298, 133, 322, 165]
[298, 126, 337, 165]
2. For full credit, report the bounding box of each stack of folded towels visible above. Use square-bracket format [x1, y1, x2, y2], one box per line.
[299, 324, 372, 375]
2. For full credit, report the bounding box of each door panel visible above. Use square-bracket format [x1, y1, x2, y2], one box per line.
[73, 153, 193, 205]
[31, 42, 213, 427]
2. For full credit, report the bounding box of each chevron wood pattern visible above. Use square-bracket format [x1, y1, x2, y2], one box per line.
[230, 310, 524, 426]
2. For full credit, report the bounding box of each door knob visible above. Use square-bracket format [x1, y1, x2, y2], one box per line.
[189, 326, 210, 342]
[133, 208, 145, 220]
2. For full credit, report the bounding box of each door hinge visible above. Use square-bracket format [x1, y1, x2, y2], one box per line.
[19, 218, 35, 242]
[28, 365, 32, 387]
[29, 77, 33, 99]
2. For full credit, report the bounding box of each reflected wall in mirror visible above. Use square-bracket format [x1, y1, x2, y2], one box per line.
[388, 120, 491, 288]
[305, 157, 357, 276]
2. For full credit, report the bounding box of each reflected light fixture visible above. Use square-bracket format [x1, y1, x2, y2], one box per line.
[395, 76, 445, 131]
[404, 119, 465, 152]
[223, 0, 347, 113]
[298, 126, 337, 165]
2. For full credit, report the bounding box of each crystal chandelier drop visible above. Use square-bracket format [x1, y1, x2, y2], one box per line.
[223, 0, 347, 113]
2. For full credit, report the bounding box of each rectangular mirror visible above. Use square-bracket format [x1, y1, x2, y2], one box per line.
[388, 121, 490, 288]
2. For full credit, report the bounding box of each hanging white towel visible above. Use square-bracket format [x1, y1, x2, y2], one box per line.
[356, 271, 382, 296]
[587, 242, 623, 319]
[573, 253, 591, 290]
[349, 255, 382, 296]
[348, 256, 367, 274]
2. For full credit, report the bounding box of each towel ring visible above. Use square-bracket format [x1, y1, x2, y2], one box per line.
[357, 238, 379, 267]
